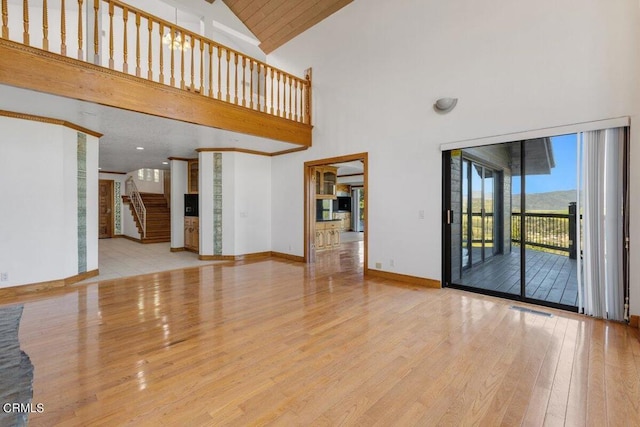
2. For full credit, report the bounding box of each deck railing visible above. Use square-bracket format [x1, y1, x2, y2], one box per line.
[511, 212, 571, 254]
[1, 0, 311, 124]
[466, 203, 579, 258]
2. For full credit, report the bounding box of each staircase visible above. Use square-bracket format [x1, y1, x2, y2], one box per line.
[128, 193, 171, 243]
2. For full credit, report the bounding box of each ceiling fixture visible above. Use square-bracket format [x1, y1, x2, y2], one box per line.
[163, 8, 190, 51]
[136, 146, 144, 150]
[162, 161, 169, 165]
[433, 97, 458, 114]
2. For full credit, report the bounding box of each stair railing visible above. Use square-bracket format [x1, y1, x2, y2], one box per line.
[125, 176, 146, 239]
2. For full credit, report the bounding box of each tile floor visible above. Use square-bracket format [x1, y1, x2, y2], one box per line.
[79, 232, 364, 286]
[77, 238, 226, 285]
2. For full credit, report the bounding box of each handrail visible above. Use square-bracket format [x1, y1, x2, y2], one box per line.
[0, 0, 311, 125]
[125, 176, 146, 239]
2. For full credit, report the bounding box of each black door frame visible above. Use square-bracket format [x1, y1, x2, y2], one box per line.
[442, 142, 578, 313]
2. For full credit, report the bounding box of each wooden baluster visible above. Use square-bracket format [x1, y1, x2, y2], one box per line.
[263, 65, 268, 113]
[270, 68, 274, 115]
[158, 22, 164, 84]
[208, 43, 213, 97]
[93, 0, 99, 63]
[256, 63, 261, 111]
[42, 0, 48, 50]
[77, 0, 83, 59]
[234, 52, 238, 104]
[199, 39, 204, 93]
[61, 0, 67, 55]
[299, 78, 303, 122]
[1, 0, 8, 39]
[249, 60, 254, 110]
[170, 26, 175, 86]
[22, 0, 29, 46]
[122, 7, 128, 73]
[107, 1, 113, 68]
[305, 68, 312, 124]
[134, 12, 140, 77]
[217, 46, 221, 99]
[276, 70, 281, 117]
[294, 79, 298, 121]
[288, 75, 292, 119]
[241, 56, 246, 107]
[190, 35, 195, 91]
[225, 49, 230, 102]
[180, 31, 185, 89]
[147, 17, 152, 80]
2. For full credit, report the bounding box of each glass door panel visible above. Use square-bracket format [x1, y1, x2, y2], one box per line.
[484, 169, 495, 260]
[522, 135, 578, 307]
[471, 163, 483, 265]
[461, 160, 470, 269]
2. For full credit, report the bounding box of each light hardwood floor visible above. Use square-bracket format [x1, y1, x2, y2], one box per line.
[1, 241, 639, 426]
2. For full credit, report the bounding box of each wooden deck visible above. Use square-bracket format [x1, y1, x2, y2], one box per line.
[460, 247, 579, 307]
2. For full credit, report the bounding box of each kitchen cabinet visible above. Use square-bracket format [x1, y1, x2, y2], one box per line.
[188, 159, 198, 194]
[315, 221, 341, 250]
[184, 217, 199, 252]
[314, 166, 337, 199]
[333, 212, 351, 232]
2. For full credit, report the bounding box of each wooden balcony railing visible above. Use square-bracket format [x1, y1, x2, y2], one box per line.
[1, 0, 311, 125]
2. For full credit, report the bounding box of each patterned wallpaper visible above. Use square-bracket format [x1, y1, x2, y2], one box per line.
[213, 153, 223, 255]
[77, 133, 87, 273]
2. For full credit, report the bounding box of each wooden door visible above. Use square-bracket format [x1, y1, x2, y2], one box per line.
[99, 180, 114, 239]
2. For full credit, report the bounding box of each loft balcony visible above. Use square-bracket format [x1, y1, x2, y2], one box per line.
[0, 0, 312, 151]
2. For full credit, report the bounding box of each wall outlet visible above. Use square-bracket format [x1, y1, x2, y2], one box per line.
[0, 272, 8, 282]
[418, 210, 425, 220]
[390, 259, 395, 267]
[375, 262, 382, 269]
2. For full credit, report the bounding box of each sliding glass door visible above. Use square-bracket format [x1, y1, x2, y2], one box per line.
[461, 160, 499, 268]
[444, 137, 580, 309]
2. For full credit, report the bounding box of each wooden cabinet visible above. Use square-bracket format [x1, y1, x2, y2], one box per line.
[333, 212, 351, 232]
[315, 221, 341, 250]
[314, 166, 337, 199]
[184, 217, 199, 252]
[188, 160, 199, 194]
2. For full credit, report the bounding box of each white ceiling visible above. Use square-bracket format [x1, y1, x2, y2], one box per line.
[0, 84, 300, 173]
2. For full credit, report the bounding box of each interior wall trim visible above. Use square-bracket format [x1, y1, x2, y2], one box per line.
[630, 315, 639, 329]
[440, 116, 630, 151]
[366, 269, 441, 289]
[194, 146, 309, 157]
[0, 269, 99, 301]
[0, 109, 102, 138]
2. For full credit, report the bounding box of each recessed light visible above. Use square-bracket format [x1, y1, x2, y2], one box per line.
[98, 167, 102, 170]
[162, 161, 169, 165]
[136, 146, 144, 150]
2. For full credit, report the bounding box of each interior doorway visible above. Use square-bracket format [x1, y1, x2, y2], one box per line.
[98, 179, 114, 239]
[304, 153, 368, 269]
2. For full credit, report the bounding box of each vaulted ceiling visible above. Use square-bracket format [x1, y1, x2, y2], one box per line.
[219, 0, 354, 54]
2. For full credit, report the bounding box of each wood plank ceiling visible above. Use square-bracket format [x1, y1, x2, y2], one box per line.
[219, 0, 354, 54]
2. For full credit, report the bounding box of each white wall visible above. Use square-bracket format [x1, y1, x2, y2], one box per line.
[0, 117, 98, 287]
[233, 153, 271, 255]
[197, 152, 271, 257]
[127, 169, 164, 194]
[170, 160, 188, 249]
[268, 0, 640, 315]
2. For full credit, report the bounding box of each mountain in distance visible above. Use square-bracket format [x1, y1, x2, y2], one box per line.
[512, 190, 577, 212]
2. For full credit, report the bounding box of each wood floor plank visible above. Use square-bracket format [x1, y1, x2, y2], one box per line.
[0, 241, 636, 426]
